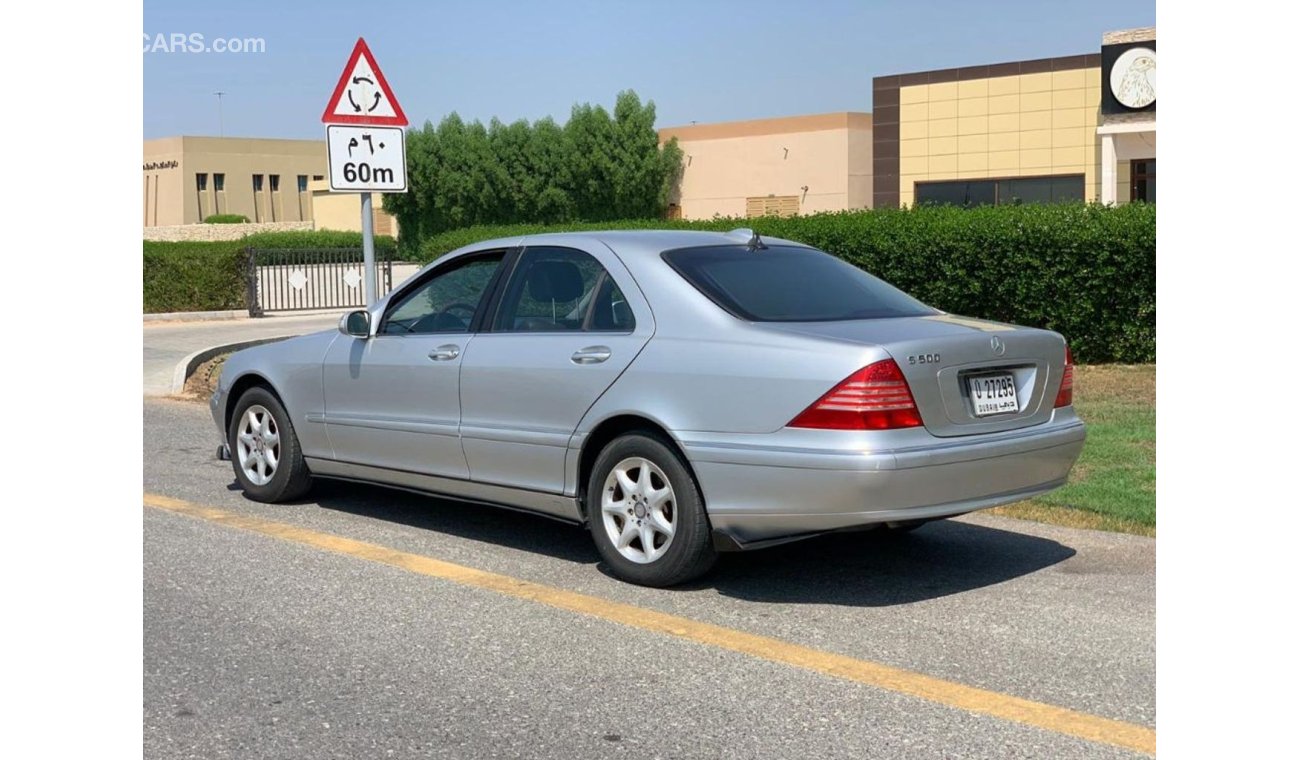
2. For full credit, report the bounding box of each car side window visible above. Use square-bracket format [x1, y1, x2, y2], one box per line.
[381, 252, 504, 335]
[493, 247, 633, 333]
[588, 274, 636, 332]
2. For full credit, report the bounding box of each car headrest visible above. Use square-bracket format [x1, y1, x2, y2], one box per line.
[527, 260, 584, 302]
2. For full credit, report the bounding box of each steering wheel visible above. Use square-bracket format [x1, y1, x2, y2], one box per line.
[406, 302, 479, 334]
[437, 302, 478, 321]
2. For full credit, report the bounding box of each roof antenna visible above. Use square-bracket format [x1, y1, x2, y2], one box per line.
[728, 227, 767, 251]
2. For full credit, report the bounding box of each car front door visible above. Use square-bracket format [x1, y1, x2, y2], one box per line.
[321, 250, 507, 479]
[458, 243, 653, 494]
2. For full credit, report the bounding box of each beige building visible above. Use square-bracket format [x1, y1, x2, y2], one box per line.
[872, 27, 1155, 208]
[658, 112, 873, 220]
[142, 136, 327, 226]
[309, 178, 400, 236]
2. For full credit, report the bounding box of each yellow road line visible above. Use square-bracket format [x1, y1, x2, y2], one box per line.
[144, 493, 1155, 755]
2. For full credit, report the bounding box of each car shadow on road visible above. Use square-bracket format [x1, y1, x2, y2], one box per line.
[304, 480, 1075, 607]
[308, 480, 599, 565]
[702, 522, 1077, 607]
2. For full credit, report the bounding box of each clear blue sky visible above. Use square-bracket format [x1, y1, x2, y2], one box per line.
[144, 0, 1155, 139]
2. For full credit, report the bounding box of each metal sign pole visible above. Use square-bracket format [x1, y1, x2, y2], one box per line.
[360, 191, 377, 305]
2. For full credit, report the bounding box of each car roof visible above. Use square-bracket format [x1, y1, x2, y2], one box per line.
[461, 229, 813, 258]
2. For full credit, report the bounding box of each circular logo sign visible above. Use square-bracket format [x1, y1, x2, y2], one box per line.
[1110, 48, 1157, 109]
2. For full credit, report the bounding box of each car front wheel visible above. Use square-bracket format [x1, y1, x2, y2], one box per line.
[587, 433, 716, 587]
[228, 386, 313, 503]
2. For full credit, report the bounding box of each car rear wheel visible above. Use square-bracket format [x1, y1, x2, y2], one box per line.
[587, 433, 716, 587]
[228, 387, 313, 503]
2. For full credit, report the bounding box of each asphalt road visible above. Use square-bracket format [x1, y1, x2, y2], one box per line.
[143, 397, 1155, 759]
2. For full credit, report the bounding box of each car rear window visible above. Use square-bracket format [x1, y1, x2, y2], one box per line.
[662, 244, 938, 322]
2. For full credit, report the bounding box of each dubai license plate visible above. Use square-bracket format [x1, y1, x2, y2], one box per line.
[968, 373, 1019, 417]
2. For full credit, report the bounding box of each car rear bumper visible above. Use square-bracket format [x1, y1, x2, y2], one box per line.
[680, 414, 1086, 548]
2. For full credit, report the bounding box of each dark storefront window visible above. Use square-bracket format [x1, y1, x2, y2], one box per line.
[915, 174, 1085, 207]
[1131, 160, 1155, 203]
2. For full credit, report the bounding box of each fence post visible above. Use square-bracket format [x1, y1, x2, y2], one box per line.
[243, 247, 264, 318]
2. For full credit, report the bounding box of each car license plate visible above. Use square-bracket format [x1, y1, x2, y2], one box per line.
[967, 373, 1019, 417]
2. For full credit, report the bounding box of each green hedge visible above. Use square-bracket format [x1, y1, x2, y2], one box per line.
[417, 203, 1155, 363]
[143, 241, 247, 313]
[241, 229, 399, 255]
[203, 214, 250, 224]
[143, 231, 405, 313]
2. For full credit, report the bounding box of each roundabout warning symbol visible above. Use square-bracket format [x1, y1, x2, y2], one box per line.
[321, 38, 408, 126]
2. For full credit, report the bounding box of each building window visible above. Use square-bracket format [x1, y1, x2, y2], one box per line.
[915, 174, 1085, 207]
[195, 173, 208, 191]
[297, 175, 308, 192]
[269, 174, 280, 193]
[1130, 160, 1155, 203]
[745, 195, 800, 218]
[253, 174, 264, 192]
[312, 174, 324, 181]
[214, 173, 225, 192]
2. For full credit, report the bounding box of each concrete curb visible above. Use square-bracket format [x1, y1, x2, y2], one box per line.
[170, 337, 294, 396]
[146, 309, 249, 323]
[146, 308, 353, 324]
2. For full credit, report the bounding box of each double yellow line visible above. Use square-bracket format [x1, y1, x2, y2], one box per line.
[145, 493, 1155, 755]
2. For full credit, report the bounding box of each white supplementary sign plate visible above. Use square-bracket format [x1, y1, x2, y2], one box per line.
[967, 372, 1020, 417]
[326, 125, 408, 193]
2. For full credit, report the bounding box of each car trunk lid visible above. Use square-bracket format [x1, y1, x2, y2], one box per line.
[759, 314, 1068, 437]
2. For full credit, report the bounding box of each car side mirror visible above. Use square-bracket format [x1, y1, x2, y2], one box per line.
[339, 310, 372, 338]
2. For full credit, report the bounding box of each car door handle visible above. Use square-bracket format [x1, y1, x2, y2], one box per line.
[571, 346, 612, 364]
[428, 344, 460, 361]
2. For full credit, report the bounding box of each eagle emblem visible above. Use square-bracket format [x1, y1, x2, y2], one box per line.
[1111, 48, 1157, 109]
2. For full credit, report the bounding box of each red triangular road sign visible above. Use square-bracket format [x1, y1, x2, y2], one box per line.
[321, 38, 408, 126]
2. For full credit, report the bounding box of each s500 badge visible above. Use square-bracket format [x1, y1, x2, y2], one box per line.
[908, 353, 940, 365]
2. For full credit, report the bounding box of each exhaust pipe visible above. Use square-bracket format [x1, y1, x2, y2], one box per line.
[217, 444, 231, 461]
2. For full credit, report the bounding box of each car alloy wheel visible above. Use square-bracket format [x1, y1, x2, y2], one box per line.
[235, 404, 281, 486]
[600, 457, 676, 564]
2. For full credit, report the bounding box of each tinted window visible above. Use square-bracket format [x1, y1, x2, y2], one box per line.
[916, 175, 1084, 206]
[663, 245, 936, 322]
[381, 253, 504, 335]
[494, 247, 622, 332]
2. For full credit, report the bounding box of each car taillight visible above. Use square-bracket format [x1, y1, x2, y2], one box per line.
[1054, 346, 1074, 408]
[788, 359, 923, 430]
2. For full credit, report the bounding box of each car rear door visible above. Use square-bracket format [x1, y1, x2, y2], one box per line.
[320, 250, 508, 478]
[458, 242, 653, 493]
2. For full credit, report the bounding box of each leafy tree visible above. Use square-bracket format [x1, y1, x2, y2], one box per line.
[385, 90, 682, 252]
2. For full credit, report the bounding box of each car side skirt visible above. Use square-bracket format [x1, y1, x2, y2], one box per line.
[304, 458, 583, 524]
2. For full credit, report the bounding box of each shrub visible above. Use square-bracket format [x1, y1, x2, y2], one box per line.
[143, 241, 247, 313]
[142, 231, 406, 313]
[203, 214, 250, 224]
[416, 203, 1156, 363]
[241, 229, 399, 254]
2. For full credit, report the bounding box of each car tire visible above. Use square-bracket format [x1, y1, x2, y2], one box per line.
[587, 432, 716, 587]
[227, 386, 313, 503]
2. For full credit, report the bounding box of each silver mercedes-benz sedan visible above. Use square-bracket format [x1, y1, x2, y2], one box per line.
[211, 229, 1084, 586]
